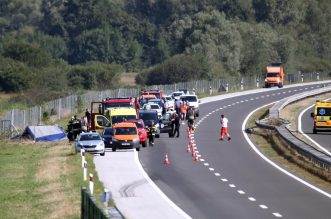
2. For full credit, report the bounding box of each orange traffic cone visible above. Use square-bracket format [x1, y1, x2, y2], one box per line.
[191, 148, 196, 157]
[164, 154, 170, 165]
[186, 144, 191, 153]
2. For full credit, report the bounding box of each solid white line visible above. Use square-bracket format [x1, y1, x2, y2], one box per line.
[134, 151, 192, 218]
[298, 104, 331, 156]
[242, 103, 331, 198]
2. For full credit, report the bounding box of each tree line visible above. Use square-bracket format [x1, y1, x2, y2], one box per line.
[1, 0, 330, 97]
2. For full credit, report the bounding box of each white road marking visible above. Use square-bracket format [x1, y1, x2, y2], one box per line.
[209, 168, 214, 171]
[248, 197, 256, 201]
[214, 173, 221, 176]
[204, 163, 209, 166]
[259, 205, 268, 209]
[200, 159, 205, 162]
[237, 190, 245, 194]
[221, 178, 228, 182]
[273, 213, 283, 217]
[229, 184, 236, 188]
[197, 154, 202, 157]
[227, 104, 232, 107]
[243, 103, 331, 198]
[134, 151, 192, 219]
[298, 104, 331, 156]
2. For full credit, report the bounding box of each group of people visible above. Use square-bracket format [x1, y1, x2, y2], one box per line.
[170, 105, 195, 138]
[66, 109, 91, 142]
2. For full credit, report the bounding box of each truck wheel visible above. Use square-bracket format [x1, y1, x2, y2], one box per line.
[313, 128, 317, 134]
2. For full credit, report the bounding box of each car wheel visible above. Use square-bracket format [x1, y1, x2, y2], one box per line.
[112, 147, 116, 152]
[100, 151, 105, 156]
[142, 141, 147, 147]
[136, 147, 140, 151]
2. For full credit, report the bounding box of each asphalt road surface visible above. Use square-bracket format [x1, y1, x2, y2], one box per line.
[138, 83, 331, 219]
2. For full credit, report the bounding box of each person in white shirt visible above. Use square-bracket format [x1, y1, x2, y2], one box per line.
[220, 114, 231, 141]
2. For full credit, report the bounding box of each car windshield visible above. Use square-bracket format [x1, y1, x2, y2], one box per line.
[79, 134, 101, 141]
[112, 115, 136, 124]
[165, 97, 172, 101]
[266, 73, 279, 77]
[317, 107, 331, 116]
[139, 113, 158, 122]
[173, 92, 183, 97]
[181, 96, 197, 102]
[150, 105, 160, 109]
[115, 127, 137, 135]
[103, 128, 113, 135]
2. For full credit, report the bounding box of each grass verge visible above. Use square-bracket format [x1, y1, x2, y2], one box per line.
[247, 106, 331, 193]
[0, 137, 106, 219]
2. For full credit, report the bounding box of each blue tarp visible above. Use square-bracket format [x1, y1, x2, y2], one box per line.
[23, 125, 67, 142]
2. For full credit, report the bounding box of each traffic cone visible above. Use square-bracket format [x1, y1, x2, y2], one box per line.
[164, 154, 170, 165]
[186, 144, 191, 153]
[193, 152, 199, 162]
[191, 148, 195, 157]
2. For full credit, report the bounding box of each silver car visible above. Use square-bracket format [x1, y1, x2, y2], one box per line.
[75, 132, 105, 156]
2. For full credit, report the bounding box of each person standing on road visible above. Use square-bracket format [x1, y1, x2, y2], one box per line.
[173, 113, 181, 137]
[180, 101, 187, 120]
[220, 114, 231, 141]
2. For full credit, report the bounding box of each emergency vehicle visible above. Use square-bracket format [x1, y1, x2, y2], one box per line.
[311, 100, 331, 134]
[141, 89, 163, 99]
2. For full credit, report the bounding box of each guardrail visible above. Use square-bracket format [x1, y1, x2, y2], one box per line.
[256, 84, 331, 172]
[81, 187, 110, 219]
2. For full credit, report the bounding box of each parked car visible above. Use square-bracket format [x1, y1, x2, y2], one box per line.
[75, 132, 105, 156]
[142, 103, 163, 118]
[138, 109, 161, 138]
[160, 112, 175, 137]
[111, 122, 141, 152]
[171, 91, 185, 100]
[101, 127, 114, 148]
[162, 95, 175, 111]
[180, 94, 200, 117]
[127, 119, 148, 147]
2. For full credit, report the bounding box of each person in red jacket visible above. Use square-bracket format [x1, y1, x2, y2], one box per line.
[220, 114, 231, 141]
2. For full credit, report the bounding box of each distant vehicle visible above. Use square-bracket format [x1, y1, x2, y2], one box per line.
[101, 127, 114, 148]
[138, 110, 161, 138]
[141, 89, 163, 99]
[75, 132, 105, 156]
[171, 91, 185, 100]
[310, 100, 331, 134]
[111, 122, 140, 152]
[162, 95, 175, 111]
[127, 119, 148, 147]
[180, 94, 200, 117]
[159, 112, 174, 137]
[264, 63, 284, 88]
[178, 89, 189, 94]
[142, 103, 162, 117]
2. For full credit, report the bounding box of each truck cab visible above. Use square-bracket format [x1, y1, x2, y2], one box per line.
[264, 63, 284, 88]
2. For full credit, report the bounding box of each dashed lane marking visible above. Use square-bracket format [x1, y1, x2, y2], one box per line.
[273, 213, 283, 217]
[248, 197, 256, 202]
[259, 205, 268, 209]
[237, 190, 245, 195]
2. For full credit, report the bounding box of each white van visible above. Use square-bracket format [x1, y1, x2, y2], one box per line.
[180, 94, 200, 117]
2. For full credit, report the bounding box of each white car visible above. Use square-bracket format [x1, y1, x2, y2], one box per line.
[163, 95, 175, 110]
[180, 94, 200, 117]
[171, 91, 185, 100]
[142, 103, 163, 118]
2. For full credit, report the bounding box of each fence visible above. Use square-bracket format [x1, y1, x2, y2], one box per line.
[1, 71, 329, 132]
[81, 187, 110, 219]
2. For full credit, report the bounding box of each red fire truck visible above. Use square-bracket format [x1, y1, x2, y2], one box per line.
[141, 89, 163, 99]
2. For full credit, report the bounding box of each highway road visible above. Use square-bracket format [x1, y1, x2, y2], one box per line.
[300, 101, 331, 155]
[138, 83, 331, 219]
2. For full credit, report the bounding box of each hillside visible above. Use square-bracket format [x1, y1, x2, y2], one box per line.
[1, 0, 330, 97]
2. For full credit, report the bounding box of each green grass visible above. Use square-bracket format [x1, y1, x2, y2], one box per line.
[0, 138, 106, 219]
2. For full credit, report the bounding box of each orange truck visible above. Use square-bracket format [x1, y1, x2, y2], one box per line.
[264, 63, 284, 88]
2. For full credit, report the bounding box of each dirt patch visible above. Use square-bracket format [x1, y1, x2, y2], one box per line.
[38, 183, 62, 194]
[36, 156, 66, 182]
[49, 202, 78, 219]
[120, 72, 137, 86]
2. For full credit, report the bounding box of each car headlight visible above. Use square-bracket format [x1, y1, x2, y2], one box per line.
[98, 142, 104, 147]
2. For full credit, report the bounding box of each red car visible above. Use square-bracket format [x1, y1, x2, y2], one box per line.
[127, 119, 147, 147]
